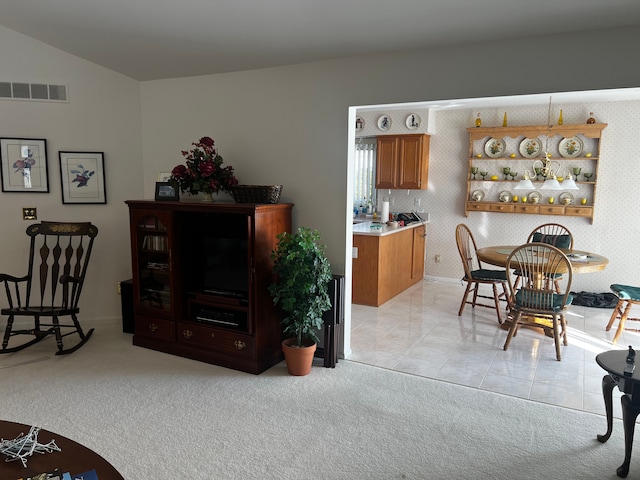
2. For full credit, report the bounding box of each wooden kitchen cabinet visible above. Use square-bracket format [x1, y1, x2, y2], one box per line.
[376, 134, 430, 190]
[352, 224, 426, 306]
[412, 224, 426, 279]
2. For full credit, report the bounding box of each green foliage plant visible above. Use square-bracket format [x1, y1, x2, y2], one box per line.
[268, 227, 332, 348]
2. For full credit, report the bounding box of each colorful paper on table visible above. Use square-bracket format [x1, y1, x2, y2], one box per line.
[71, 469, 99, 480]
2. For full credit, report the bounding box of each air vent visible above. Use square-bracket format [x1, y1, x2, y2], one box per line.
[0, 82, 68, 102]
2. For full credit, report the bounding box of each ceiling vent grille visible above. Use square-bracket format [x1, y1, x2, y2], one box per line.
[0, 82, 68, 102]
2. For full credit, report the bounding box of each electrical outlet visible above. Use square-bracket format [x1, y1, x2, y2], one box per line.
[435, 254, 441, 263]
[352, 247, 358, 259]
[414, 198, 421, 207]
[117, 282, 122, 295]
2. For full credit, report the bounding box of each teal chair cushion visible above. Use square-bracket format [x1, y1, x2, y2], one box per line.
[532, 233, 571, 249]
[610, 284, 640, 301]
[515, 290, 573, 312]
[471, 269, 507, 281]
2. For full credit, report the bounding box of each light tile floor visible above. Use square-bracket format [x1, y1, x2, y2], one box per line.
[349, 280, 635, 419]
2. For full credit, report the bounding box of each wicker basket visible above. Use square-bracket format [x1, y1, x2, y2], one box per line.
[229, 185, 283, 204]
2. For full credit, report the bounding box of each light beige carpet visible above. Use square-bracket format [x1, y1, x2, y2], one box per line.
[0, 318, 631, 479]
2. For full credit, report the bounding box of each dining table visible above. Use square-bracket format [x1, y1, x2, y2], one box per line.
[476, 244, 609, 330]
[476, 245, 609, 276]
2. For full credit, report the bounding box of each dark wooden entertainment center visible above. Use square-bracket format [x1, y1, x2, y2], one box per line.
[125, 200, 293, 374]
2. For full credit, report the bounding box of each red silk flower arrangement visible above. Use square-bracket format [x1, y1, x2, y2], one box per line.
[169, 136, 238, 196]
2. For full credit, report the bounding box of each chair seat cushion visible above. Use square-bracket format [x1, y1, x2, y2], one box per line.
[471, 269, 507, 281]
[532, 233, 571, 249]
[610, 284, 640, 302]
[515, 290, 573, 312]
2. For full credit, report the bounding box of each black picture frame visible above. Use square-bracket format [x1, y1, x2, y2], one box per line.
[59, 151, 106, 204]
[155, 182, 179, 201]
[0, 137, 49, 193]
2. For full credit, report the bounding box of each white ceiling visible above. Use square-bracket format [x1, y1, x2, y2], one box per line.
[1, 0, 640, 81]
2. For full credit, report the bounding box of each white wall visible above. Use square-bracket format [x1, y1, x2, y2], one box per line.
[140, 26, 640, 355]
[0, 26, 143, 321]
[141, 25, 640, 278]
[4, 24, 640, 356]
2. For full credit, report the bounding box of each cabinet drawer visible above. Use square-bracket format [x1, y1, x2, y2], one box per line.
[490, 203, 514, 213]
[538, 205, 565, 215]
[135, 316, 175, 341]
[177, 322, 255, 359]
[513, 205, 540, 214]
[565, 206, 593, 217]
[466, 201, 490, 212]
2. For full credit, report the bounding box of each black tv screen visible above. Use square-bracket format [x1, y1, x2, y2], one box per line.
[200, 236, 249, 295]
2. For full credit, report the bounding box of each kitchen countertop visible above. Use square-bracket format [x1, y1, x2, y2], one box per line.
[352, 220, 426, 237]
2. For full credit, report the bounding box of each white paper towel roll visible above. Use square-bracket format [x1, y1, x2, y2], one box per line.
[381, 201, 390, 223]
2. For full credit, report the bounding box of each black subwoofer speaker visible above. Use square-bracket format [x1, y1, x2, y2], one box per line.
[120, 279, 135, 334]
[315, 274, 344, 368]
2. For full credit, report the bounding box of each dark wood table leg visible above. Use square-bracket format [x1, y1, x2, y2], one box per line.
[617, 394, 640, 478]
[598, 374, 617, 443]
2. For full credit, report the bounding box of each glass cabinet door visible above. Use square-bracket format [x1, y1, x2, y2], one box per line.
[135, 213, 173, 315]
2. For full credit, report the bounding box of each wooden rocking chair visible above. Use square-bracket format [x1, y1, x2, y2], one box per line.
[0, 221, 98, 355]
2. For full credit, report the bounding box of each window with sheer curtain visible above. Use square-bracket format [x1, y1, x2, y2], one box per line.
[354, 138, 376, 208]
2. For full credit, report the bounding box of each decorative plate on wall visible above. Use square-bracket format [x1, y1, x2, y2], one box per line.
[559, 192, 574, 204]
[527, 191, 542, 203]
[498, 190, 512, 202]
[471, 190, 485, 201]
[519, 138, 543, 158]
[559, 136, 583, 157]
[405, 113, 421, 130]
[377, 115, 392, 131]
[485, 138, 506, 158]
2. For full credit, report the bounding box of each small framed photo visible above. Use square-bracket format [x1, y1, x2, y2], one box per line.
[59, 151, 106, 204]
[158, 171, 172, 182]
[155, 182, 179, 201]
[0, 137, 49, 193]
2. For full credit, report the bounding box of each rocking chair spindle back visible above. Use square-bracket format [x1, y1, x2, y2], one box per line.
[0, 221, 98, 355]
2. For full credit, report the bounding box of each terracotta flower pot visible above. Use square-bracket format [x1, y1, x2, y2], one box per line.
[281, 338, 316, 376]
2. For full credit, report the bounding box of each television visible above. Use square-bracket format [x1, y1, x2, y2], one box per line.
[197, 236, 249, 299]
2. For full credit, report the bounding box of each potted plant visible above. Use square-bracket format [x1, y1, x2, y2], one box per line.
[268, 227, 332, 375]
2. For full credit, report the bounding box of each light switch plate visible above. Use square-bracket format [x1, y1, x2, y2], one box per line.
[22, 207, 37, 220]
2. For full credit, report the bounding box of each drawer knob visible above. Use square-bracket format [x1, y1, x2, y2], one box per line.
[148, 323, 158, 332]
[183, 329, 193, 339]
[235, 340, 246, 350]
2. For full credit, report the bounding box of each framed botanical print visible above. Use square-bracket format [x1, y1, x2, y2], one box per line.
[0, 137, 49, 192]
[59, 151, 106, 204]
